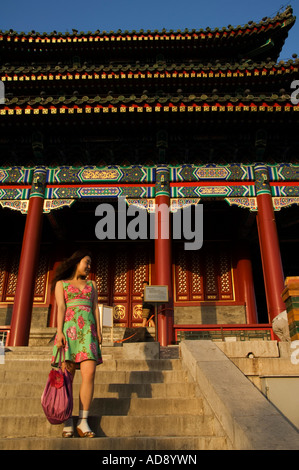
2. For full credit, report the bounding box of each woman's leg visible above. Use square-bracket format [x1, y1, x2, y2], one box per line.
[77, 360, 97, 437]
[62, 361, 76, 437]
[79, 360, 96, 411]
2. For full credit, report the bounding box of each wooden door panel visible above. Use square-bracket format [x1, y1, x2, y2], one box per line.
[94, 251, 110, 305]
[94, 244, 152, 327]
[190, 254, 204, 301]
[174, 244, 234, 304]
[0, 246, 49, 304]
[131, 246, 151, 327]
[112, 250, 130, 327]
[174, 250, 189, 302]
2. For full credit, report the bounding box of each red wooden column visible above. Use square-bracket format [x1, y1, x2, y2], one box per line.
[236, 243, 258, 324]
[254, 164, 285, 322]
[155, 166, 173, 346]
[48, 246, 65, 327]
[8, 167, 46, 346]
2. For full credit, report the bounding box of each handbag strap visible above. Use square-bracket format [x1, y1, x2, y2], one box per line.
[54, 347, 66, 369]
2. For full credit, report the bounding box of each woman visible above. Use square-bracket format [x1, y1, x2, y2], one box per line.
[51, 249, 103, 438]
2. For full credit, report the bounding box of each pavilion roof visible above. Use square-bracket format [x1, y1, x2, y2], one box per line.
[0, 6, 295, 62]
[0, 90, 297, 116]
[1, 57, 298, 80]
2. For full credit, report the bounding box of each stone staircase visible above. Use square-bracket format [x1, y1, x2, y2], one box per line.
[0, 344, 230, 450]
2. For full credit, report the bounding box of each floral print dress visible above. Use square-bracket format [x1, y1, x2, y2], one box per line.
[52, 280, 103, 368]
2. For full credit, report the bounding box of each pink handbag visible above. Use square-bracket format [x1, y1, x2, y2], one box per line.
[41, 348, 73, 425]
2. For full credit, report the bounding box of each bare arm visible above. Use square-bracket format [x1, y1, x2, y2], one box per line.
[92, 281, 102, 344]
[55, 280, 66, 348]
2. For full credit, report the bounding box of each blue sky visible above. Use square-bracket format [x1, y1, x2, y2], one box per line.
[1, 0, 298, 60]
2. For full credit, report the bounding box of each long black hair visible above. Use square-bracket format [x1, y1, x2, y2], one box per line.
[51, 249, 92, 291]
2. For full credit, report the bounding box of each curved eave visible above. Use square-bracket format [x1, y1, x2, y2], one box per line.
[1, 60, 299, 83]
[0, 7, 295, 53]
[0, 99, 297, 116]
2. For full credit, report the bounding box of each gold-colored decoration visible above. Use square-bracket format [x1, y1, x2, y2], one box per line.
[81, 169, 119, 180]
[133, 304, 143, 320]
[114, 305, 126, 320]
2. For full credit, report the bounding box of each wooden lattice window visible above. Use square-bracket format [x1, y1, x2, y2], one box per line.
[174, 244, 234, 303]
[0, 246, 49, 304]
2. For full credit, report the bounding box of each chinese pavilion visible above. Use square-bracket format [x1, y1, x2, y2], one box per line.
[0, 6, 298, 347]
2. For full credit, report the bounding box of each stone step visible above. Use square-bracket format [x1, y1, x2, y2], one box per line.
[0, 396, 205, 416]
[4, 342, 177, 358]
[0, 343, 230, 450]
[2, 358, 183, 371]
[4, 343, 179, 361]
[27, 326, 157, 347]
[0, 369, 189, 384]
[0, 435, 230, 451]
[0, 381, 197, 399]
[4, 346, 54, 356]
[4, 346, 119, 359]
[0, 414, 220, 439]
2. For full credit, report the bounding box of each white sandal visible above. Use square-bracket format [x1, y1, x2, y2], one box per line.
[62, 417, 74, 438]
